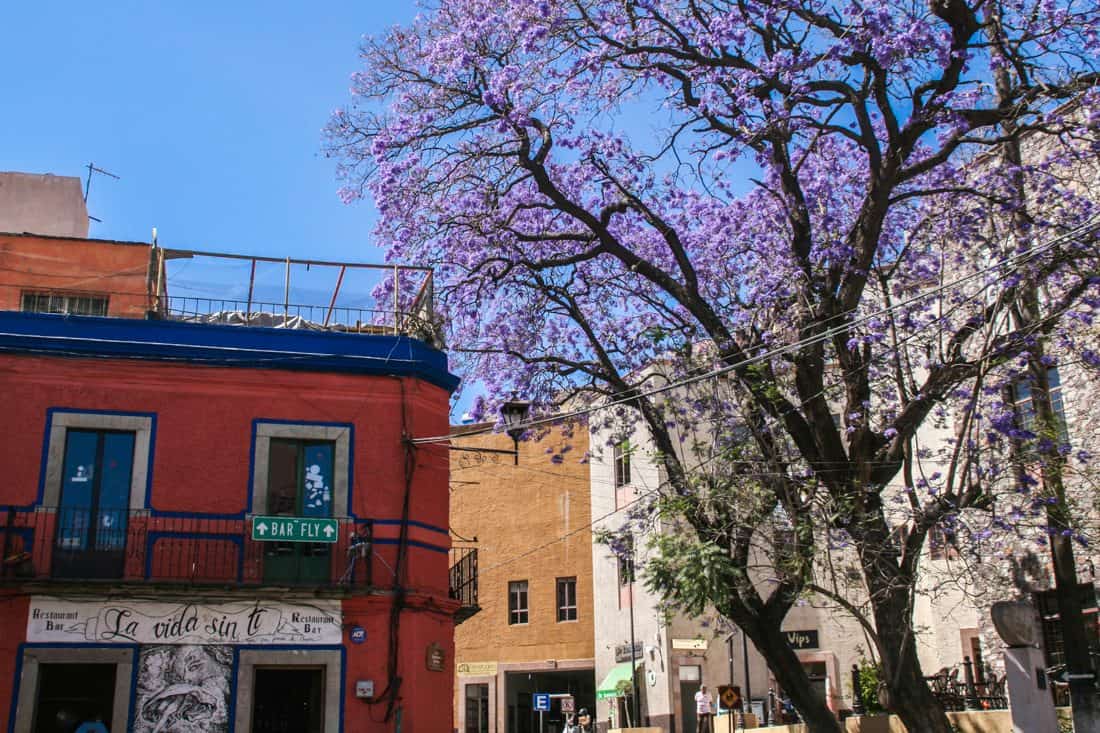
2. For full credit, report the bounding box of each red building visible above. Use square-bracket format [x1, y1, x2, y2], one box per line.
[0, 231, 463, 732]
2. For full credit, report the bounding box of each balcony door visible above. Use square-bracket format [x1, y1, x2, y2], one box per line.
[53, 430, 134, 579]
[263, 440, 333, 584]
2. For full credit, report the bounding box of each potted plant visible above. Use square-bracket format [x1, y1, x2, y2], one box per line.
[852, 661, 892, 733]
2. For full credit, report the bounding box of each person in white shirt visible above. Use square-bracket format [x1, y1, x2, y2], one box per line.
[695, 685, 714, 733]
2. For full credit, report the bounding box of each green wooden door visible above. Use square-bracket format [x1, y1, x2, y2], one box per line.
[263, 440, 334, 584]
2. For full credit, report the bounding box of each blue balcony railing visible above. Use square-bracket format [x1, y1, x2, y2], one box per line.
[0, 507, 373, 589]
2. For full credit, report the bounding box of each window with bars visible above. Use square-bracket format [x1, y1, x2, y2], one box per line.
[22, 291, 109, 316]
[556, 577, 578, 622]
[617, 538, 635, 586]
[465, 683, 490, 733]
[508, 580, 529, 625]
[1011, 367, 1070, 448]
[613, 440, 632, 488]
[1034, 584, 1100, 668]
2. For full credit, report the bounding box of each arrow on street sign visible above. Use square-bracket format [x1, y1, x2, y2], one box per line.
[251, 516, 339, 543]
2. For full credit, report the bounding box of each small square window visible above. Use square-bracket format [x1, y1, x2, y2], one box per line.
[508, 580, 529, 625]
[556, 577, 577, 622]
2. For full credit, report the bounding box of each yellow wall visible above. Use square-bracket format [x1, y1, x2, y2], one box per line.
[450, 422, 594, 725]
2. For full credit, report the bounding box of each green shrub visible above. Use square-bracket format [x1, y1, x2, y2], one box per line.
[856, 660, 885, 715]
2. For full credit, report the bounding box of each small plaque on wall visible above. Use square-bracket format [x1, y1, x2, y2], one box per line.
[426, 642, 445, 672]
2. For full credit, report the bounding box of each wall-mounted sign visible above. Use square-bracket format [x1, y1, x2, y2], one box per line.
[426, 642, 445, 672]
[671, 638, 708, 650]
[784, 629, 819, 650]
[27, 596, 341, 645]
[349, 626, 367, 644]
[615, 641, 643, 663]
[251, 516, 338, 543]
[457, 661, 498, 676]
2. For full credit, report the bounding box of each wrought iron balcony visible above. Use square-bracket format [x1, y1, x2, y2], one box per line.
[0, 507, 373, 589]
[449, 546, 480, 624]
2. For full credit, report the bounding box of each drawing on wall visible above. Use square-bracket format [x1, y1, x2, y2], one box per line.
[135, 645, 231, 733]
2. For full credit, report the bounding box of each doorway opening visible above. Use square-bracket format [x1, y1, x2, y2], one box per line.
[679, 664, 701, 733]
[263, 440, 334, 584]
[504, 669, 595, 733]
[251, 667, 325, 733]
[33, 663, 116, 732]
[802, 661, 828, 706]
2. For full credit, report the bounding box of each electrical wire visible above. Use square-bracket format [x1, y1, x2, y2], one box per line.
[413, 216, 1100, 444]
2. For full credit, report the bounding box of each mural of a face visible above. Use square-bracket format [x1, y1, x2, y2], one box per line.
[175, 646, 217, 686]
[135, 645, 231, 733]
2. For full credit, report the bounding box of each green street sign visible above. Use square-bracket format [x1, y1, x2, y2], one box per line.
[252, 516, 339, 543]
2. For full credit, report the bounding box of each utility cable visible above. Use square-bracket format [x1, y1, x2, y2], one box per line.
[413, 216, 1100, 444]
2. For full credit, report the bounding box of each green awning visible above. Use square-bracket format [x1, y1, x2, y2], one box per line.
[596, 660, 643, 699]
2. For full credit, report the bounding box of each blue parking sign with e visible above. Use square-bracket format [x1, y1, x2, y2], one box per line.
[533, 693, 550, 712]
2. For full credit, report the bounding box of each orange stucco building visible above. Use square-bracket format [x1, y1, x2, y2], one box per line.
[450, 422, 594, 733]
[0, 233, 153, 317]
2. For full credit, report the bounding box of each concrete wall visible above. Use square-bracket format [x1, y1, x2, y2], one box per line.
[0, 172, 88, 238]
[0, 233, 151, 316]
[590, 418, 678, 731]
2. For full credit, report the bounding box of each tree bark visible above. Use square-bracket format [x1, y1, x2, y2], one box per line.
[743, 620, 844, 733]
[867, 580, 955, 733]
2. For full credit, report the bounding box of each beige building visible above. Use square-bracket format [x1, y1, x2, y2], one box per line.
[451, 421, 595, 733]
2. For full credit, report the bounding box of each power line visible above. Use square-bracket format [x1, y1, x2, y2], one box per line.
[417, 216, 1100, 444]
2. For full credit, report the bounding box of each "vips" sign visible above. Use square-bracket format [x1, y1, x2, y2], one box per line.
[783, 629, 820, 650]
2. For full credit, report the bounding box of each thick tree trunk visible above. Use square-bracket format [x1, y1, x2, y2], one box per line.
[867, 575, 954, 733]
[744, 620, 843, 733]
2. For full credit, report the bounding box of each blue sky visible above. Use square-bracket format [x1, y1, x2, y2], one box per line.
[0, 1, 489, 414]
[1, 1, 413, 259]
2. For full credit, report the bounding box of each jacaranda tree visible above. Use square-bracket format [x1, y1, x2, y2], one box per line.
[328, 2, 1100, 731]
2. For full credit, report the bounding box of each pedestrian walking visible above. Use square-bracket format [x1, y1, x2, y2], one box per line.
[695, 684, 714, 733]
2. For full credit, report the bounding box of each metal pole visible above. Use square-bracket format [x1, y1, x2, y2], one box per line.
[727, 633, 736, 701]
[393, 264, 400, 334]
[283, 257, 291, 323]
[324, 265, 346, 328]
[852, 664, 865, 715]
[742, 631, 751, 717]
[628, 543, 640, 727]
[963, 656, 979, 710]
[246, 258, 256, 324]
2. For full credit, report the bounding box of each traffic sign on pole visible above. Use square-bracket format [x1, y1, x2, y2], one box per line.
[533, 693, 551, 712]
[251, 516, 338, 543]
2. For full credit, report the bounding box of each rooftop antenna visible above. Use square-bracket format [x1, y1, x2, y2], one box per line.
[83, 162, 120, 224]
